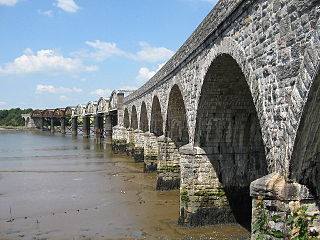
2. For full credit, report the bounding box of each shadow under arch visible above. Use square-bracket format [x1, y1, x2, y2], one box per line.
[166, 84, 189, 146]
[139, 102, 149, 132]
[150, 96, 163, 136]
[131, 105, 138, 130]
[194, 54, 268, 229]
[124, 108, 130, 129]
[290, 68, 320, 198]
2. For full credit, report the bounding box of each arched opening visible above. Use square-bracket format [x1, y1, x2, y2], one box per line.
[166, 85, 189, 147]
[290, 69, 320, 197]
[131, 105, 138, 130]
[124, 108, 130, 129]
[139, 102, 149, 132]
[194, 54, 268, 229]
[150, 96, 163, 136]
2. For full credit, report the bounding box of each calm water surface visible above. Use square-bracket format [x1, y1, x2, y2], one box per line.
[0, 130, 250, 240]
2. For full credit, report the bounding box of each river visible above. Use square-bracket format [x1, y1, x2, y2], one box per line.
[0, 130, 250, 240]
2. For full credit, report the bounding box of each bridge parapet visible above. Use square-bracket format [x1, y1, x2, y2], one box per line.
[124, 0, 245, 104]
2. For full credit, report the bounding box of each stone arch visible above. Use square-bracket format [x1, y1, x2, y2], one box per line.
[290, 67, 320, 197]
[131, 105, 138, 130]
[194, 54, 268, 228]
[166, 84, 189, 147]
[25, 117, 30, 127]
[124, 108, 130, 129]
[150, 95, 163, 136]
[139, 102, 149, 132]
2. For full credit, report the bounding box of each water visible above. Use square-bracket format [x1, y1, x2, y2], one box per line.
[0, 130, 250, 239]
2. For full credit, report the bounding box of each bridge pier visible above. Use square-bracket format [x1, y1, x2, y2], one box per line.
[178, 144, 236, 227]
[50, 118, 55, 133]
[94, 115, 101, 141]
[156, 136, 180, 190]
[143, 132, 158, 173]
[39, 118, 44, 130]
[111, 125, 127, 153]
[61, 117, 66, 135]
[83, 116, 90, 138]
[72, 117, 78, 136]
[125, 129, 135, 157]
[104, 114, 112, 139]
[250, 173, 320, 239]
[132, 129, 144, 162]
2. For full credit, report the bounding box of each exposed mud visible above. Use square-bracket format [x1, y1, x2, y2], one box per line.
[0, 131, 250, 239]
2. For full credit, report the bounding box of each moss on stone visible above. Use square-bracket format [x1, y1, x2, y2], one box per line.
[158, 165, 180, 173]
[145, 155, 157, 160]
[180, 189, 190, 204]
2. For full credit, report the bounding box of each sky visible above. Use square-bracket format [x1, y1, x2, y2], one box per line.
[0, 0, 217, 110]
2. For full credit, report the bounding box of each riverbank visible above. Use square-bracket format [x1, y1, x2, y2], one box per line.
[0, 131, 250, 240]
[0, 126, 33, 131]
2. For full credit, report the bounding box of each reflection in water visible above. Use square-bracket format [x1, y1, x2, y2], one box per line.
[0, 130, 250, 240]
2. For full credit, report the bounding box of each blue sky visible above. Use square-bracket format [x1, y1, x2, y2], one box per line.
[0, 0, 217, 110]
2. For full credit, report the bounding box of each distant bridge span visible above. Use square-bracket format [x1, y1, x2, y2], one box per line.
[30, 1, 320, 237]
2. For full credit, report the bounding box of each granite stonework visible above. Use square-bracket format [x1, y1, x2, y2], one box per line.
[132, 129, 144, 163]
[143, 132, 158, 173]
[156, 136, 181, 191]
[250, 173, 320, 239]
[111, 126, 127, 154]
[107, 1, 320, 237]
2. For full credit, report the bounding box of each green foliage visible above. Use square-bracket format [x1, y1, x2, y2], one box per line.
[158, 165, 180, 172]
[145, 155, 157, 160]
[286, 206, 318, 240]
[252, 198, 285, 239]
[180, 189, 190, 204]
[0, 108, 33, 126]
[253, 198, 319, 240]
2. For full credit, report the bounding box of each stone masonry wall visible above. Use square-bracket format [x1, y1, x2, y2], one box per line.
[123, 0, 320, 176]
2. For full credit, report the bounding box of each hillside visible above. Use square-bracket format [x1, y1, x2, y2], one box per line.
[0, 108, 33, 126]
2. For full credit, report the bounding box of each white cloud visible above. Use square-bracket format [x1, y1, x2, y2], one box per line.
[54, 0, 79, 13]
[132, 42, 174, 62]
[0, 101, 6, 105]
[73, 87, 83, 93]
[135, 63, 164, 83]
[36, 85, 72, 94]
[136, 67, 157, 83]
[182, 0, 217, 3]
[38, 10, 54, 17]
[59, 95, 69, 101]
[73, 40, 125, 62]
[121, 86, 137, 91]
[0, 49, 98, 75]
[0, 0, 20, 6]
[75, 40, 173, 63]
[36, 85, 83, 94]
[90, 89, 112, 97]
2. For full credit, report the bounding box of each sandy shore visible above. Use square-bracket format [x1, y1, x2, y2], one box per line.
[0, 131, 250, 240]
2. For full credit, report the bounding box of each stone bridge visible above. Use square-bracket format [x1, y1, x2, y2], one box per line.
[29, 0, 320, 238]
[112, 0, 320, 237]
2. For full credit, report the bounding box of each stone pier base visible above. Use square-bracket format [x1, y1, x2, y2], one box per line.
[132, 130, 144, 162]
[143, 132, 158, 173]
[133, 147, 144, 162]
[156, 136, 181, 190]
[124, 129, 136, 158]
[111, 126, 127, 154]
[250, 173, 320, 239]
[178, 144, 236, 227]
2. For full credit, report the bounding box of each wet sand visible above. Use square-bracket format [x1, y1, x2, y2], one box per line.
[0, 131, 250, 239]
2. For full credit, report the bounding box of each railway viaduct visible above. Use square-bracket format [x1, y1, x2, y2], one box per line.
[112, 0, 320, 237]
[28, 0, 320, 238]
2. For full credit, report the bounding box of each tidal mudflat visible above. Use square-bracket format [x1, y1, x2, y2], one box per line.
[0, 130, 250, 239]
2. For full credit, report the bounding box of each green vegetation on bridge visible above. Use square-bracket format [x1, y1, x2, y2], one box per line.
[0, 108, 33, 126]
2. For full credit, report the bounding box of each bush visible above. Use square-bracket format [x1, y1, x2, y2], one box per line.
[0, 108, 33, 126]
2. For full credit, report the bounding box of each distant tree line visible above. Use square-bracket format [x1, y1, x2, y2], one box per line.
[0, 108, 33, 126]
